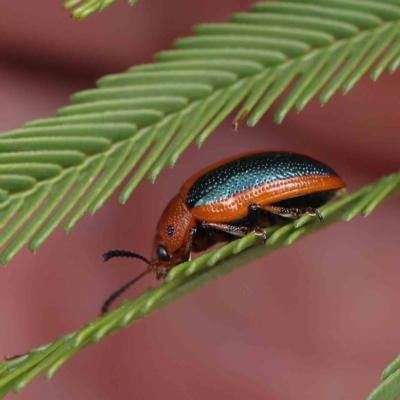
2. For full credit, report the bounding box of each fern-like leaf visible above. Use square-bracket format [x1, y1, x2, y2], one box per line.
[64, 0, 137, 21]
[1, 0, 400, 264]
[367, 354, 400, 400]
[0, 172, 399, 397]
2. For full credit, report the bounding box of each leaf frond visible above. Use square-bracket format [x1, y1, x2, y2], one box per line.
[0, 171, 399, 396]
[1, 0, 400, 265]
[367, 354, 400, 400]
[64, 0, 137, 21]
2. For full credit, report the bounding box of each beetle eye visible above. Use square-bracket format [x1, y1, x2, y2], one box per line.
[157, 245, 170, 262]
[167, 225, 174, 237]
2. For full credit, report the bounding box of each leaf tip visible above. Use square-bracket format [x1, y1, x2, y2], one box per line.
[118, 192, 129, 205]
[89, 202, 103, 216]
[71, 13, 83, 22]
[370, 69, 381, 82]
[44, 370, 54, 381]
[341, 212, 354, 222]
[12, 380, 27, 394]
[319, 91, 332, 106]
[342, 79, 355, 94]
[62, 222, 73, 234]
[273, 112, 284, 125]
[246, 115, 259, 128]
[0, 254, 10, 267]
[232, 109, 249, 131]
[167, 154, 178, 169]
[295, 99, 306, 112]
[196, 134, 207, 148]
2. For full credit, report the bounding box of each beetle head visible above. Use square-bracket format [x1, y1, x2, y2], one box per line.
[152, 194, 195, 278]
[100, 196, 195, 314]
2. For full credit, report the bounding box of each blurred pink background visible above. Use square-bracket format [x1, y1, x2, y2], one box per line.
[1, 1, 400, 399]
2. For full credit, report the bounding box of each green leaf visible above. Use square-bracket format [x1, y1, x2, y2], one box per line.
[0, 171, 398, 396]
[64, 0, 121, 21]
[367, 356, 400, 400]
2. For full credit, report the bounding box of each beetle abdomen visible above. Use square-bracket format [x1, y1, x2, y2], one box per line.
[185, 152, 340, 207]
[181, 152, 345, 222]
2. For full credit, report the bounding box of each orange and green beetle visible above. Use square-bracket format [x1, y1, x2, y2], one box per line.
[101, 150, 345, 313]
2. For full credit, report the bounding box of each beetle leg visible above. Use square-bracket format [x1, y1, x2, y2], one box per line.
[257, 204, 323, 222]
[201, 221, 248, 238]
[250, 226, 268, 243]
[201, 221, 268, 243]
[182, 227, 197, 263]
[298, 207, 323, 221]
[248, 203, 262, 221]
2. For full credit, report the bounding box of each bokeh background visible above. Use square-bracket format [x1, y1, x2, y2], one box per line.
[1, 1, 400, 399]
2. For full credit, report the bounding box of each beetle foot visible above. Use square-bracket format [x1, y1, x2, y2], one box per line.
[251, 226, 268, 243]
[298, 207, 323, 222]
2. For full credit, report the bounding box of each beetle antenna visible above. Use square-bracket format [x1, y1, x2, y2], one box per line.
[100, 268, 152, 315]
[100, 250, 153, 315]
[102, 249, 152, 265]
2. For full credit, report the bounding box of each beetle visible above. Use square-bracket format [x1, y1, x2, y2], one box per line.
[100, 150, 345, 314]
